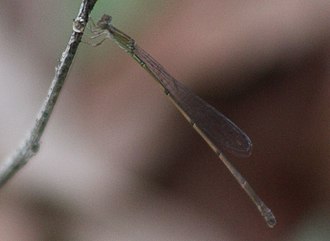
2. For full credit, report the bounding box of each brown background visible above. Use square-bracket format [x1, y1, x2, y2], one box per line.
[0, 1, 330, 240]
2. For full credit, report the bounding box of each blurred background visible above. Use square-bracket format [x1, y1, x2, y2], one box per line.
[1, 0, 330, 240]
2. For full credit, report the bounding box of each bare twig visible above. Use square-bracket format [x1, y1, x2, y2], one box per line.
[0, 0, 98, 188]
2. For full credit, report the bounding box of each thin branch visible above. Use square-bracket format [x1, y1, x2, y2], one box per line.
[0, 0, 98, 188]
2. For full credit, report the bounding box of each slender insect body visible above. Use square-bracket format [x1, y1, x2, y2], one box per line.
[93, 14, 276, 227]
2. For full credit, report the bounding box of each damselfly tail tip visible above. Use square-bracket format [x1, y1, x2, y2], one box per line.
[263, 208, 276, 228]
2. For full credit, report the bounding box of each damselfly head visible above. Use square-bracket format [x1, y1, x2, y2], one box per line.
[97, 14, 112, 30]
